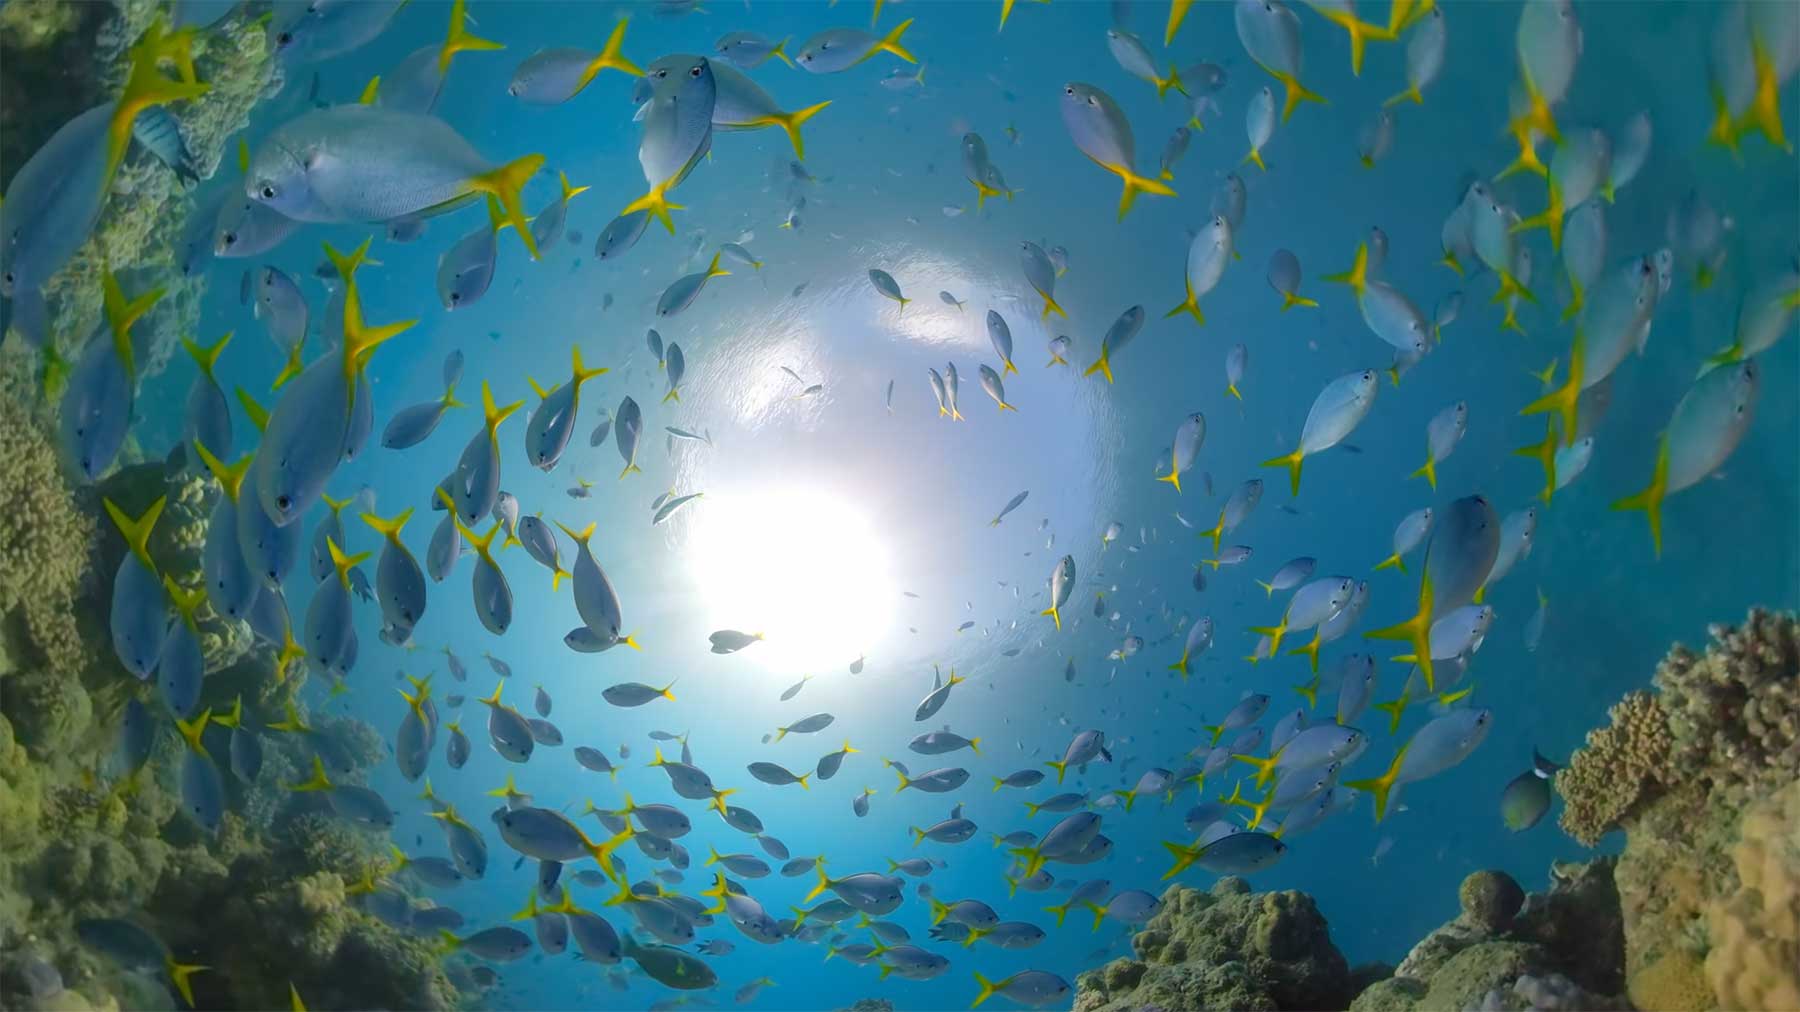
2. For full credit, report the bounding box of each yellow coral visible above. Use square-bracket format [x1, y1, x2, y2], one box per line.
[1705, 781, 1800, 1011]
[1557, 692, 1675, 846]
[1626, 949, 1713, 1012]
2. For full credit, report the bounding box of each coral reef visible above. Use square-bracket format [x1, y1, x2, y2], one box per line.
[0, 320, 441, 1008]
[0, 394, 95, 675]
[1704, 779, 1800, 1012]
[1552, 609, 1800, 1010]
[1353, 866, 1626, 1012]
[1073, 877, 1354, 1012]
[11, 0, 283, 391]
[1555, 691, 1673, 846]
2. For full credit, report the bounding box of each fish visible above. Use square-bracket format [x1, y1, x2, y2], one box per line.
[1412, 402, 1468, 489]
[595, 210, 651, 261]
[705, 63, 830, 160]
[977, 364, 1016, 412]
[1347, 709, 1494, 819]
[622, 53, 717, 234]
[1244, 85, 1277, 169]
[507, 21, 641, 104]
[1157, 413, 1206, 492]
[1059, 82, 1175, 219]
[1266, 249, 1318, 310]
[1018, 243, 1066, 320]
[1263, 370, 1380, 494]
[1386, 6, 1446, 106]
[615, 396, 644, 477]
[1613, 360, 1760, 556]
[715, 31, 793, 69]
[1167, 216, 1233, 323]
[1082, 304, 1146, 384]
[658, 253, 731, 317]
[868, 268, 910, 312]
[248, 105, 543, 257]
[795, 20, 916, 74]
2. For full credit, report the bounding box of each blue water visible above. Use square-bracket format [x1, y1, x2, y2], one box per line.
[124, 0, 1799, 1007]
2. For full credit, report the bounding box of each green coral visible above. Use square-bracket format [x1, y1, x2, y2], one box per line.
[1074, 878, 1354, 1012]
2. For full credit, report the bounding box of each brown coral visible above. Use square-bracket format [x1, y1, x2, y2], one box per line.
[1555, 691, 1675, 846]
[1654, 609, 1800, 794]
[0, 394, 94, 673]
[1704, 779, 1800, 1011]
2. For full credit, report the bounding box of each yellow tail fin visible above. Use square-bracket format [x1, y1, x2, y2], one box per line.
[469, 154, 545, 258]
[1517, 341, 1584, 447]
[1271, 68, 1326, 122]
[439, 0, 503, 74]
[876, 18, 916, 63]
[763, 100, 832, 160]
[1082, 348, 1114, 383]
[623, 178, 685, 235]
[1410, 455, 1438, 490]
[1165, 0, 1193, 45]
[106, 20, 211, 193]
[1364, 559, 1436, 691]
[104, 495, 167, 571]
[1321, 243, 1369, 300]
[1262, 447, 1306, 496]
[182, 331, 232, 380]
[1513, 418, 1561, 504]
[1164, 280, 1205, 324]
[1342, 742, 1410, 820]
[581, 19, 643, 91]
[361, 508, 413, 543]
[1109, 164, 1176, 220]
[1610, 437, 1670, 557]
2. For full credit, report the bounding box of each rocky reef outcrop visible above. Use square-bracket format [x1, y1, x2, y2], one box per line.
[1351, 863, 1627, 1012]
[1073, 877, 1356, 1012]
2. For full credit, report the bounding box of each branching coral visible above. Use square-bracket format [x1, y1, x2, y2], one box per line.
[1704, 779, 1800, 1011]
[0, 394, 94, 674]
[1555, 692, 1674, 846]
[1654, 609, 1800, 794]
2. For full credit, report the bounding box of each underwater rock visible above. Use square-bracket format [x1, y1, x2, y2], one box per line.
[1459, 870, 1526, 935]
[1073, 877, 1353, 1012]
[1353, 865, 1626, 1012]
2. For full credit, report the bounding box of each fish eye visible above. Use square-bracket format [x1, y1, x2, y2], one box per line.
[276, 494, 292, 512]
[260, 184, 276, 199]
[276, 30, 293, 46]
[222, 231, 238, 247]
[689, 65, 702, 77]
